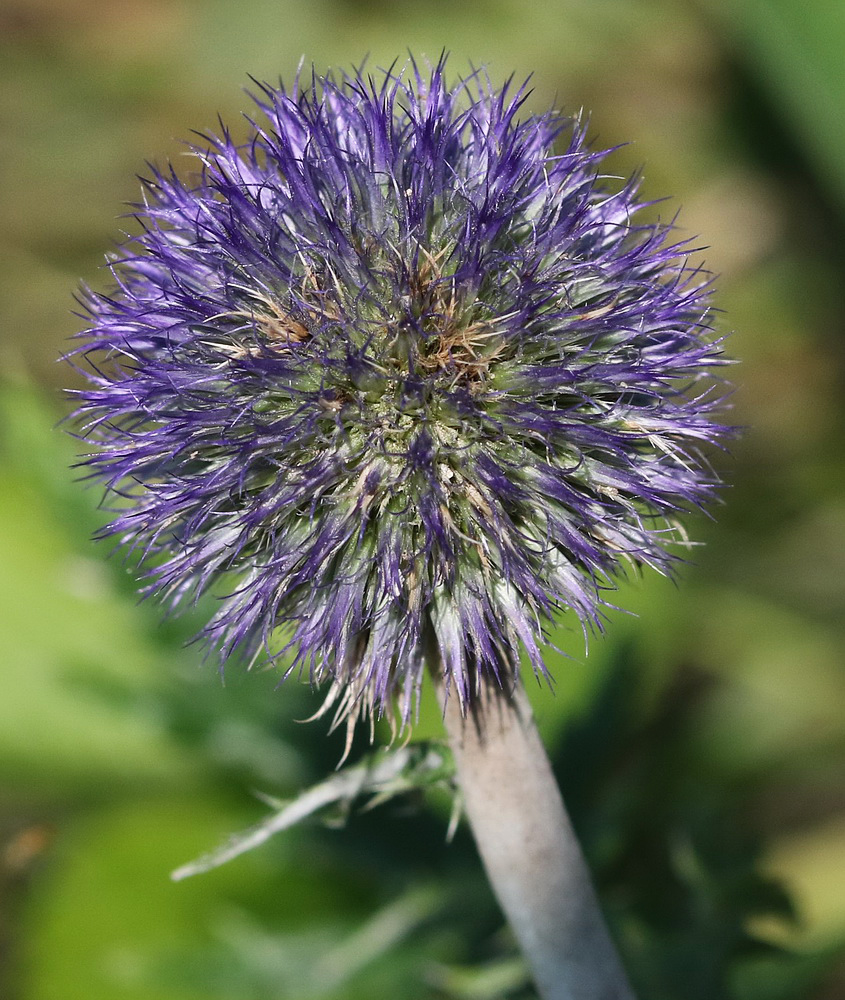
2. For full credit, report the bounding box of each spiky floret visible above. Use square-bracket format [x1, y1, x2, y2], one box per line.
[71, 58, 728, 728]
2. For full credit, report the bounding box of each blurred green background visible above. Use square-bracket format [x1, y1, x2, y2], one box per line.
[2, 0, 845, 997]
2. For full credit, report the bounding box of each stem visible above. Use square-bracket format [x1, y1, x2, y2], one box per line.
[439, 678, 635, 1000]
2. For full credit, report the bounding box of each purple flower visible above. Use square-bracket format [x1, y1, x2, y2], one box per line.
[71, 58, 729, 728]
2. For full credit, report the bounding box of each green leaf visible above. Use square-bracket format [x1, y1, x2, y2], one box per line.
[171, 743, 455, 880]
[705, 0, 845, 211]
[0, 383, 195, 795]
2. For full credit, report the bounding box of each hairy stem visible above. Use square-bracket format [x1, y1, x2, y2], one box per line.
[440, 678, 635, 1000]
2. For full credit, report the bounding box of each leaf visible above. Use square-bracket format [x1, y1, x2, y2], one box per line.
[171, 742, 455, 880]
[704, 0, 845, 211]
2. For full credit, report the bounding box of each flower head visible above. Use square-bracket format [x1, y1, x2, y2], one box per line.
[72, 58, 728, 728]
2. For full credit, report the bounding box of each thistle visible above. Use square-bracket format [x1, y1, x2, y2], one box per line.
[71, 57, 730, 1000]
[72, 59, 726, 732]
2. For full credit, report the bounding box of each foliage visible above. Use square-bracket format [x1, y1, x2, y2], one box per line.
[3, 0, 845, 997]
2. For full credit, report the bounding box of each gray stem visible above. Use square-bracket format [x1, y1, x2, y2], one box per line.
[440, 679, 635, 1000]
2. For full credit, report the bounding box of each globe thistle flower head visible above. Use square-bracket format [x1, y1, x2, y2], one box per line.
[72, 58, 729, 731]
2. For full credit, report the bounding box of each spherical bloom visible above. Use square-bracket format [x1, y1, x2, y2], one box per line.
[72, 58, 728, 727]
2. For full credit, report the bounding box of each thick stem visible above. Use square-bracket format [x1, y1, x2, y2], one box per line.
[440, 679, 635, 1000]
